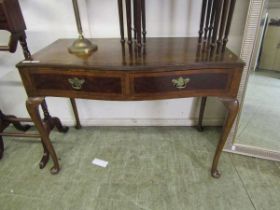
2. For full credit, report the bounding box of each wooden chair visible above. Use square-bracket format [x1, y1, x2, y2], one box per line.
[0, 0, 33, 159]
[0, 0, 71, 169]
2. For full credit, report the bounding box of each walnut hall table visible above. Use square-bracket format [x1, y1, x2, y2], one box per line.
[17, 38, 244, 178]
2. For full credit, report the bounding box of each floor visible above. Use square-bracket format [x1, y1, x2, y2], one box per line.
[0, 126, 279, 210]
[237, 69, 280, 151]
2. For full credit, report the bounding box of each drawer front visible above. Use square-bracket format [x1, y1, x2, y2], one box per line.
[131, 69, 236, 98]
[26, 69, 125, 99]
[20, 68, 241, 101]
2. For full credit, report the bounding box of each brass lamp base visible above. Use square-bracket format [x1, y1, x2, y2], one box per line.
[68, 37, 97, 55]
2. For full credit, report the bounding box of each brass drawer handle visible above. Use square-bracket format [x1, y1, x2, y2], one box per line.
[68, 77, 85, 90]
[172, 77, 190, 89]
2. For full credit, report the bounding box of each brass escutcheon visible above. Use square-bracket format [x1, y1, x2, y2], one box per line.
[172, 77, 190, 89]
[68, 77, 85, 90]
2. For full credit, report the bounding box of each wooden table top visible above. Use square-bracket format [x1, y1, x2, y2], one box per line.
[17, 37, 244, 71]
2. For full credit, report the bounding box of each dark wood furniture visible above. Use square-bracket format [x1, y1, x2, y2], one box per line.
[17, 38, 244, 178]
[0, 0, 31, 59]
[0, 0, 82, 161]
[0, 0, 33, 159]
[118, 0, 236, 52]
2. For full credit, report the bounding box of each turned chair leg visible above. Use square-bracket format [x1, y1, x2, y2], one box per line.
[118, 0, 125, 43]
[222, 0, 236, 51]
[18, 32, 32, 60]
[135, 0, 142, 47]
[125, 0, 133, 45]
[199, 0, 207, 43]
[141, 0, 146, 43]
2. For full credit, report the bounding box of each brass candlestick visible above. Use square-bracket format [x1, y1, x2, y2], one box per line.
[68, 0, 97, 55]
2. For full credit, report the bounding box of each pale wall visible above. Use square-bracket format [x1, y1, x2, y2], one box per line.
[269, 8, 280, 19]
[0, 0, 250, 126]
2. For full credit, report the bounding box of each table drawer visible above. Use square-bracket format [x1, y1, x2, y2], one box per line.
[25, 69, 125, 99]
[131, 69, 235, 98]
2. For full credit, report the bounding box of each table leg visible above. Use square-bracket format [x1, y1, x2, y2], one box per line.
[70, 98, 81, 129]
[133, 0, 137, 40]
[26, 97, 66, 174]
[197, 96, 207, 132]
[211, 98, 239, 178]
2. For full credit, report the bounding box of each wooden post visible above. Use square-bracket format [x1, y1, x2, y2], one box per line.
[133, 0, 137, 39]
[204, 0, 213, 41]
[222, 0, 236, 51]
[118, 0, 125, 43]
[210, 0, 223, 55]
[217, 0, 229, 52]
[141, 0, 146, 43]
[125, 0, 133, 44]
[208, 0, 217, 43]
[199, 0, 208, 43]
[135, 0, 142, 47]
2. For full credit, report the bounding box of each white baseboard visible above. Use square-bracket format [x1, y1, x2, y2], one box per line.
[61, 118, 224, 127]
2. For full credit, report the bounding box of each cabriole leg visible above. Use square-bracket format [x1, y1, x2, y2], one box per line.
[211, 98, 239, 178]
[26, 97, 60, 174]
